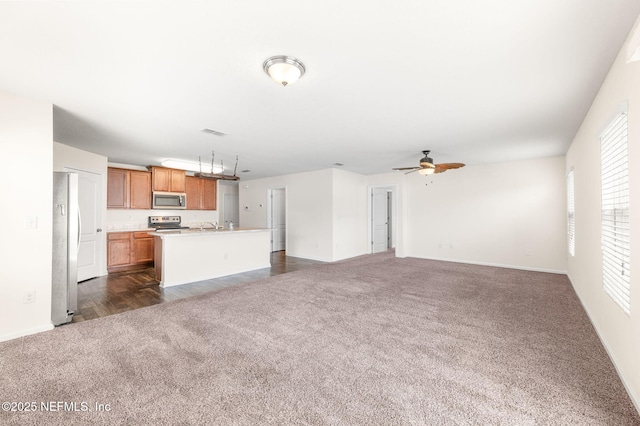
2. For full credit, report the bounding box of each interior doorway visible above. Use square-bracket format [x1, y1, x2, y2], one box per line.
[223, 193, 239, 229]
[63, 166, 103, 281]
[371, 186, 395, 253]
[267, 187, 286, 252]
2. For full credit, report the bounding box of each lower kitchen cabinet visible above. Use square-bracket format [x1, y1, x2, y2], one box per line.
[107, 231, 154, 273]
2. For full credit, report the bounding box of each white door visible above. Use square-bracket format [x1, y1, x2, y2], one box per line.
[64, 167, 103, 281]
[223, 193, 239, 228]
[271, 188, 286, 252]
[372, 187, 390, 253]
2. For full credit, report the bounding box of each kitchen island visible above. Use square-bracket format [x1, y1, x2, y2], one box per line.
[149, 228, 271, 287]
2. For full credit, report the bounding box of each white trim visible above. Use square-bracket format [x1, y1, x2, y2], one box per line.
[567, 168, 575, 256]
[599, 107, 631, 314]
[566, 274, 640, 415]
[597, 100, 629, 137]
[409, 255, 567, 275]
[266, 186, 287, 252]
[367, 184, 398, 254]
[0, 324, 54, 342]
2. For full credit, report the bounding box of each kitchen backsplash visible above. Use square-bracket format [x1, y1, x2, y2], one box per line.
[107, 209, 220, 231]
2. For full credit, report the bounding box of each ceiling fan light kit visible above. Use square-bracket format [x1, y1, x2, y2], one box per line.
[263, 55, 305, 86]
[418, 168, 435, 175]
[393, 150, 465, 175]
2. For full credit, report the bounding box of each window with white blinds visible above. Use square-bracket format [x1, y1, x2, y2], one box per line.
[600, 107, 630, 314]
[567, 169, 575, 256]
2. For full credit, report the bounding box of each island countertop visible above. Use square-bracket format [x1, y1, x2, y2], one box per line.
[152, 227, 271, 287]
[148, 227, 270, 237]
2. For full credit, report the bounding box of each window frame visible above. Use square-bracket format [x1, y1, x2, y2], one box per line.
[600, 102, 631, 314]
[567, 168, 575, 256]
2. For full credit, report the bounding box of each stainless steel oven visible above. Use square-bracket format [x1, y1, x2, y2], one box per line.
[152, 191, 187, 209]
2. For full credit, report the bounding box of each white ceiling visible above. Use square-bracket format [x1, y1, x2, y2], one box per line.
[1, 1, 639, 179]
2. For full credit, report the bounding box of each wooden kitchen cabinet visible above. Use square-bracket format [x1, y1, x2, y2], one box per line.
[107, 168, 128, 208]
[151, 167, 186, 193]
[107, 231, 154, 273]
[132, 232, 154, 264]
[129, 171, 152, 209]
[185, 176, 217, 210]
[107, 168, 151, 209]
[202, 178, 217, 210]
[107, 232, 131, 268]
[185, 176, 202, 210]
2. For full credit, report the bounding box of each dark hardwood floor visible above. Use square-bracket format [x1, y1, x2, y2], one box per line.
[73, 251, 324, 323]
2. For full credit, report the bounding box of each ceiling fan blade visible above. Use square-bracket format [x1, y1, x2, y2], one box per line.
[392, 166, 420, 171]
[404, 169, 420, 175]
[435, 163, 465, 170]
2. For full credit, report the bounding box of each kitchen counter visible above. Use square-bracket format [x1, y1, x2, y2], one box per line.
[108, 227, 154, 233]
[147, 227, 267, 237]
[151, 228, 271, 287]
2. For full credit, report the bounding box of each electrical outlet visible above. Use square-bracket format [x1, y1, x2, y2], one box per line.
[23, 291, 36, 304]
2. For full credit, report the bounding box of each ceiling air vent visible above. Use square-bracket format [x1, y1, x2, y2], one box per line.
[201, 128, 227, 136]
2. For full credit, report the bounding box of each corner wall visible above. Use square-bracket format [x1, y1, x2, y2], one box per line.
[332, 169, 369, 261]
[239, 169, 334, 261]
[566, 15, 640, 409]
[0, 92, 53, 341]
[404, 156, 567, 273]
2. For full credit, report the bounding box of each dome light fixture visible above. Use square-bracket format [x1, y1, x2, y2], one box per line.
[263, 55, 305, 86]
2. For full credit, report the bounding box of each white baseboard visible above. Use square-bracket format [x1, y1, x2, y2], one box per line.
[566, 274, 640, 415]
[0, 323, 54, 343]
[411, 255, 567, 275]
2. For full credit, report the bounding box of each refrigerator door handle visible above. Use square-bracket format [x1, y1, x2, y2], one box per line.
[77, 208, 82, 250]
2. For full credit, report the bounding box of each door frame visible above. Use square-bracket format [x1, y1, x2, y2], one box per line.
[222, 192, 239, 228]
[62, 165, 106, 279]
[368, 185, 397, 254]
[266, 186, 287, 252]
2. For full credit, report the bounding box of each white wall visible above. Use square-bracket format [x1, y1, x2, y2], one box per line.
[107, 208, 220, 230]
[566, 15, 640, 410]
[240, 169, 334, 261]
[332, 169, 369, 261]
[53, 142, 107, 175]
[217, 181, 239, 228]
[0, 92, 53, 341]
[404, 156, 567, 273]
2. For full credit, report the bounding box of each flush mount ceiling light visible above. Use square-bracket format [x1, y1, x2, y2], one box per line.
[263, 55, 305, 86]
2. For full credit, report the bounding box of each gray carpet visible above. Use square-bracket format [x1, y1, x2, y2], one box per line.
[1, 252, 638, 425]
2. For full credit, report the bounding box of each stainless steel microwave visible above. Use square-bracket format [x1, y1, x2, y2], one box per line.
[152, 191, 187, 210]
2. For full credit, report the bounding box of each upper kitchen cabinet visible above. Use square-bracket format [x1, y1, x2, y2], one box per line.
[129, 171, 152, 209]
[185, 176, 202, 210]
[151, 167, 186, 193]
[185, 176, 217, 210]
[107, 168, 128, 208]
[107, 168, 151, 209]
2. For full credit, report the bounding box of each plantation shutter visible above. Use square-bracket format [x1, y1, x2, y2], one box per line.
[600, 108, 631, 314]
[567, 169, 575, 256]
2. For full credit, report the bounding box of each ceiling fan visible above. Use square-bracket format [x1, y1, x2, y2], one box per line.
[392, 150, 465, 175]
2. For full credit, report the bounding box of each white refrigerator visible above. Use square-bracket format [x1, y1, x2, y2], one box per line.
[52, 172, 79, 325]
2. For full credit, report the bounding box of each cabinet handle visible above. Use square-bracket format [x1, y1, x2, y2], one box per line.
[97, 228, 103, 232]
